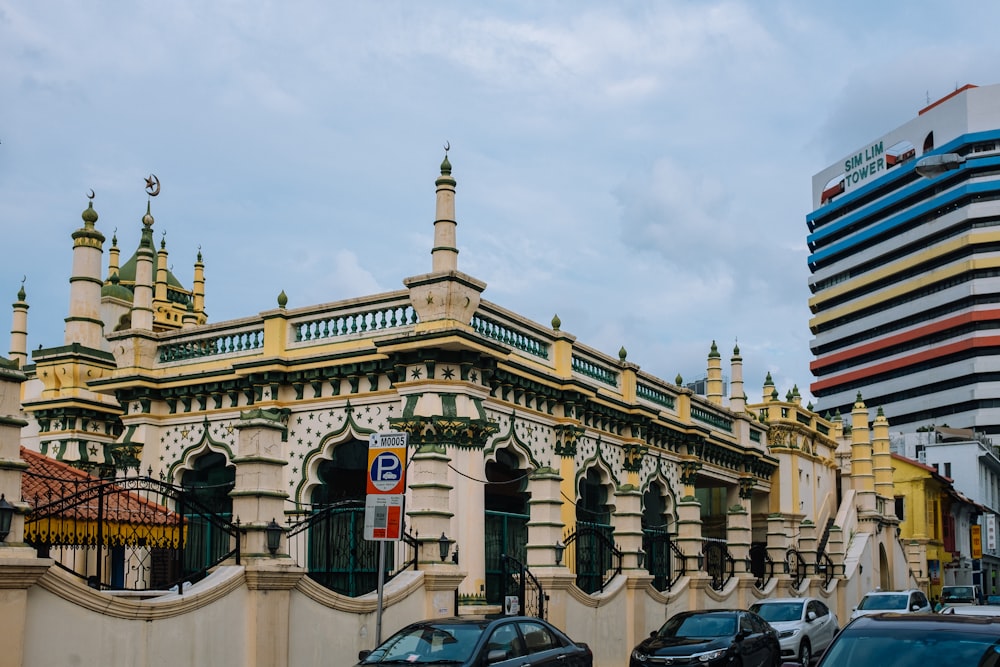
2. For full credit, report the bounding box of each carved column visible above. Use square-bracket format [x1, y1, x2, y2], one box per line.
[233, 408, 290, 557]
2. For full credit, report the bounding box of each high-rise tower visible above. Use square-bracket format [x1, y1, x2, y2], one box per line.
[808, 84, 1000, 435]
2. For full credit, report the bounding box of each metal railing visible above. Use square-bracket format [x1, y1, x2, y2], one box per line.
[702, 538, 735, 591]
[283, 501, 416, 597]
[23, 471, 239, 593]
[562, 522, 622, 594]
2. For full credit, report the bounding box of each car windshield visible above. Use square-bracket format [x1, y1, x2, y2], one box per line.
[943, 587, 977, 602]
[660, 614, 736, 638]
[858, 594, 908, 611]
[362, 622, 486, 664]
[751, 602, 803, 623]
[823, 627, 1000, 666]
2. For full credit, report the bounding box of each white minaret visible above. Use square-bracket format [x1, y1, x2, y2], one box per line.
[130, 203, 156, 330]
[431, 151, 459, 273]
[64, 199, 106, 347]
[8, 283, 28, 367]
[729, 342, 745, 413]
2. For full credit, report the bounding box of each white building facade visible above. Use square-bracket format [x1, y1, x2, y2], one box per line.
[808, 83, 1000, 436]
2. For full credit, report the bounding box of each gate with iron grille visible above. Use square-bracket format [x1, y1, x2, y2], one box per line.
[23, 471, 239, 593]
[500, 553, 545, 619]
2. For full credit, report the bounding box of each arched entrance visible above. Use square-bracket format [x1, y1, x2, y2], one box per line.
[180, 451, 235, 580]
[484, 448, 530, 605]
[308, 438, 389, 596]
[572, 466, 615, 593]
[642, 481, 674, 591]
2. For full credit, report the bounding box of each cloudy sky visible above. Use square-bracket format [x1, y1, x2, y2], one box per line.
[3, 2, 1000, 407]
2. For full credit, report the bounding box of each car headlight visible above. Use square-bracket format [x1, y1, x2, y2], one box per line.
[694, 648, 727, 663]
[778, 629, 799, 639]
[632, 649, 648, 662]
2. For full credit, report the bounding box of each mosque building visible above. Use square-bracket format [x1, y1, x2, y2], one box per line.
[0, 154, 917, 667]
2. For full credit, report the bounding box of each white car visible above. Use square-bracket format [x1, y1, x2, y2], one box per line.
[940, 605, 1000, 616]
[850, 589, 932, 620]
[750, 596, 839, 665]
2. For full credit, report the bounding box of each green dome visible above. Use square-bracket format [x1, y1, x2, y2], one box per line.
[117, 251, 186, 289]
[101, 272, 134, 302]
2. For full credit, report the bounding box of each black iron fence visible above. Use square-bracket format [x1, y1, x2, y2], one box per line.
[284, 500, 417, 597]
[23, 471, 239, 593]
[562, 522, 622, 594]
[643, 526, 687, 591]
[500, 553, 545, 619]
[749, 542, 774, 589]
[785, 547, 808, 589]
[702, 538, 734, 591]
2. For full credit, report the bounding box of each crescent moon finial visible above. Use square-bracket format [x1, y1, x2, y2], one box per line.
[87, 188, 95, 200]
[21, 275, 26, 285]
[444, 141, 450, 153]
[145, 174, 161, 197]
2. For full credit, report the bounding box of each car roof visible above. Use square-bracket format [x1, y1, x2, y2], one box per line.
[404, 615, 546, 626]
[846, 612, 1000, 634]
[861, 589, 920, 596]
[752, 597, 813, 603]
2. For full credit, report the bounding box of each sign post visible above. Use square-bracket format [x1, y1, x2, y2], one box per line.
[366, 432, 408, 646]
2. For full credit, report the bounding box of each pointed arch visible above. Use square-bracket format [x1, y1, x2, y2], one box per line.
[295, 402, 378, 504]
[484, 410, 542, 470]
[168, 418, 235, 485]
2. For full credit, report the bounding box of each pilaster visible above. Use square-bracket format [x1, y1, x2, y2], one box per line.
[233, 409, 290, 557]
[525, 467, 566, 569]
[613, 484, 644, 570]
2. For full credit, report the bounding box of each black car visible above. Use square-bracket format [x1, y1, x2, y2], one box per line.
[356, 615, 593, 666]
[631, 609, 782, 667]
[780, 612, 1000, 667]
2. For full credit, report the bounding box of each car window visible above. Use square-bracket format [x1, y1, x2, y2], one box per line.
[806, 601, 827, 619]
[746, 613, 768, 634]
[739, 614, 754, 634]
[858, 594, 908, 611]
[363, 623, 484, 664]
[518, 621, 561, 654]
[666, 614, 736, 638]
[751, 601, 803, 622]
[486, 623, 525, 659]
[913, 592, 929, 608]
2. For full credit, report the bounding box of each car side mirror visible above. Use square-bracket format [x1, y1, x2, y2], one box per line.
[487, 649, 509, 663]
[806, 611, 817, 621]
[911, 604, 920, 611]
[358, 650, 372, 661]
[650, 631, 657, 638]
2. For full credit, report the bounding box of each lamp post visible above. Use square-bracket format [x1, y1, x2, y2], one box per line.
[0, 494, 13, 542]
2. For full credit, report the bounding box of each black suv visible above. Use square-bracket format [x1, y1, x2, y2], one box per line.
[780, 612, 1000, 667]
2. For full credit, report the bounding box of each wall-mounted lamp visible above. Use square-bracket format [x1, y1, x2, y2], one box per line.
[0, 494, 13, 542]
[554, 541, 565, 566]
[265, 518, 283, 555]
[859, 564, 864, 575]
[438, 532, 451, 562]
[696, 552, 705, 570]
[782, 560, 790, 575]
[637, 549, 646, 569]
[451, 545, 459, 565]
